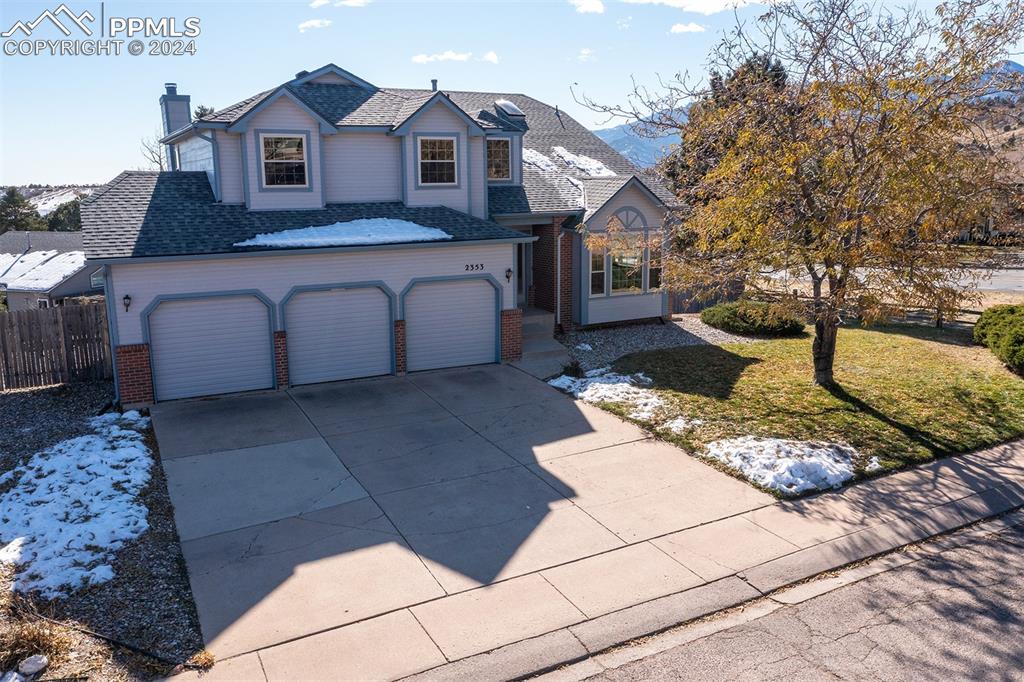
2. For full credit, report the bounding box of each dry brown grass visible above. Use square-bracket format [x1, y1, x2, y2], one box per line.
[0, 612, 75, 671]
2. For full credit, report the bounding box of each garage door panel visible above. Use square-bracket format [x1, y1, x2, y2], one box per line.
[286, 287, 392, 385]
[406, 279, 497, 372]
[150, 296, 274, 401]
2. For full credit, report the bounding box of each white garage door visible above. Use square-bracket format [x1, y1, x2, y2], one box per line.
[405, 279, 497, 372]
[149, 295, 274, 401]
[285, 287, 392, 386]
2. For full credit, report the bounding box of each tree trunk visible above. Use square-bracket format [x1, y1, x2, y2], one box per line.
[812, 318, 838, 385]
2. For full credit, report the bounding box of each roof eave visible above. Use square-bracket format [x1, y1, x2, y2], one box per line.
[225, 86, 338, 134]
[391, 92, 486, 137]
[159, 121, 228, 144]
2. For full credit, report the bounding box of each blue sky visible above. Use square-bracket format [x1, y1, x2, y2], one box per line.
[0, 0, 767, 185]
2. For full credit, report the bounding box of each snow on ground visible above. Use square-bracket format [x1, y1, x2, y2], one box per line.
[551, 146, 617, 177]
[235, 219, 453, 248]
[0, 411, 153, 598]
[523, 147, 560, 172]
[549, 368, 665, 420]
[29, 187, 93, 216]
[662, 416, 705, 433]
[2, 251, 86, 291]
[703, 436, 881, 495]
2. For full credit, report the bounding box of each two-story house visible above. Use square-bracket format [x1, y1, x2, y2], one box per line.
[82, 64, 672, 405]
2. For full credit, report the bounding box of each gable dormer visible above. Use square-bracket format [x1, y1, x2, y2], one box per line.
[289, 64, 377, 90]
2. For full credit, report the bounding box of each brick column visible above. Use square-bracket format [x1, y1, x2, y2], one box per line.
[558, 226, 575, 333]
[394, 320, 406, 374]
[273, 331, 289, 388]
[500, 308, 523, 362]
[116, 343, 154, 406]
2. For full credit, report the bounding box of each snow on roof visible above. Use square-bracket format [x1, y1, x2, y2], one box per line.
[551, 146, 617, 177]
[523, 148, 559, 173]
[234, 218, 453, 248]
[0, 250, 87, 291]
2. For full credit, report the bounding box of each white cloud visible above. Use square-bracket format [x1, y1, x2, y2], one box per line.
[480, 51, 499, 64]
[617, 15, 633, 29]
[623, 0, 754, 16]
[298, 18, 331, 32]
[577, 47, 597, 62]
[335, 0, 372, 5]
[670, 21, 706, 32]
[411, 50, 473, 64]
[309, 0, 329, 7]
[569, 0, 605, 12]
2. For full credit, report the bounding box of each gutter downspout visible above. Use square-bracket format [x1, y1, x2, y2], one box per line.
[555, 231, 563, 329]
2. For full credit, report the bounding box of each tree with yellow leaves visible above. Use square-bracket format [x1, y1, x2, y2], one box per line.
[581, 0, 1024, 385]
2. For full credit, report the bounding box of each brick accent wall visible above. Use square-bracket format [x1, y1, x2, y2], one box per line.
[394, 320, 406, 375]
[116, 343, 154, 406]
[531, 215, 575, 332]
[273, 331, 289, 388]
[558, 227, 575, 332]
[500, 308, 523, 362]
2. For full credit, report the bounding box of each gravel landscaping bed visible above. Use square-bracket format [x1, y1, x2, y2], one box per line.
[563, 314, 753, 370]
[1, 382, 205, 680]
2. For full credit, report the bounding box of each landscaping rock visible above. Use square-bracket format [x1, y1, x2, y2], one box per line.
[17, 655, 47, 676]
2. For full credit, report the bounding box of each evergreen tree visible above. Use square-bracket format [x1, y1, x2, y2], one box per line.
[0, 187, 46, 234]
[194, 104, 215, 119]
[46, 199, 81, 232]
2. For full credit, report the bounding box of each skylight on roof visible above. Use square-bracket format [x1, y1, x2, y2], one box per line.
[495, 99, 525, 117]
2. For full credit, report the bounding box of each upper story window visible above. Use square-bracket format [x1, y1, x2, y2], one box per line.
[418, 136, 457, 185]
[487, 138, 511, 181]
[261, 134, 307, 187]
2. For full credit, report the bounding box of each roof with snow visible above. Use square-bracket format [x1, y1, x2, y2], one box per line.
[165, 63, 676, 217]
[81, 172, 532, 259]
[0, 249, 88, 292]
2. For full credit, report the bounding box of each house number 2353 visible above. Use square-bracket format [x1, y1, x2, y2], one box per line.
[464, 263, 485, 271]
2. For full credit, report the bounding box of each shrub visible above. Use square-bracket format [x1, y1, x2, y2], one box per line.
[700, 301, 805, 337]
[974, 304, 1024, 373]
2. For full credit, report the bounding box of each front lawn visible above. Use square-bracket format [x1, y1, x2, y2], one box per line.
[607, 324, 1024, 486]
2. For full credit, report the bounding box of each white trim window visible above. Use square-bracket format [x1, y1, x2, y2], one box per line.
[487, 138, 511, 180]
[590, 251, 606, 297]
[418, 136, 458, 185]
[36, 298, 50, 309]
[610, 234, 643, 294]
[260, 134, 308, 187]
[90, 268, 104, 290]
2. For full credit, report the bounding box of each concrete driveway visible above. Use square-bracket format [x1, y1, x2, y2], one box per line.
[153, 364, 771, 663]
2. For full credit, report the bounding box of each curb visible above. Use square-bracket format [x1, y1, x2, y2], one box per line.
[401, 495, 1024, 682]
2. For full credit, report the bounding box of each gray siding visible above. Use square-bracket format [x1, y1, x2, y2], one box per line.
[243, 97, 323, 211]
[323, 132, 401, 203]
[109, 243, 516, 345]
[402, 105, 471, 213]
[149, 295, 274, 400]
[587, 293, 664, 325]
[469, 136, 486, 219]
[5, 292, 48, 311]
[217, 131, 245, 203]
[285, 287, 392, 385]
[178, 133, 215, 193]
[405, 279, 497, 371]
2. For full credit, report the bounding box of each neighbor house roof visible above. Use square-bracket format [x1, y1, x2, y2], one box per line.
[81, 172, 533, 260]
[0, 231, 89, 293]
[0, 230, 83, 254]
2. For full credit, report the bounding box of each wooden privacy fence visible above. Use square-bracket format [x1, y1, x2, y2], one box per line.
[0, 304, 113, 390]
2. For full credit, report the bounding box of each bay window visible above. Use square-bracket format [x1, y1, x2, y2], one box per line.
[647, 232, 662, 290]
[590, 251, 605, 296]
[610, 235, 643, 294]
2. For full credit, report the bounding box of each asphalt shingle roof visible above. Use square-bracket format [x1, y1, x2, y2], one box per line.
[0, 231, 83, 254]
[81, 172, 531, 260]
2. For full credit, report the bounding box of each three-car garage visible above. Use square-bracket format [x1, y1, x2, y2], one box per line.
[139, 272, 508, 402]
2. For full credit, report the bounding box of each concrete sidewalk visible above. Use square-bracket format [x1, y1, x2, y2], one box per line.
[175, 436, 1024, 682]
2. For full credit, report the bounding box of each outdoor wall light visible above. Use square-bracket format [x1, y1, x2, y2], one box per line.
[505, 268, 513, 282]
[123, 294, 132, 312]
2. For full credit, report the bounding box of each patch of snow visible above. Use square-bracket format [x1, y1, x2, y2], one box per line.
[0, 411, 153, 598]
[29, 187, 93, 216]
[865, 456, 883, 473]
[575, 343, 593, 351]
[662, 416, 704, 433]
[551, 146, 617, 177]
[564, 176, 587, 207]
[235, 219, 453, 248]
[523, 148, 559, 173]
[704, 436, 863, 495]
[2, 251, 86, 291]
[0, 250, 57, 284]
[549, 368, 664, 420]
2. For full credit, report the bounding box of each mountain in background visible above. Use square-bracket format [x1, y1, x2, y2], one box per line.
[593, 118, 683, 168]
[2, 185, 97, 216]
